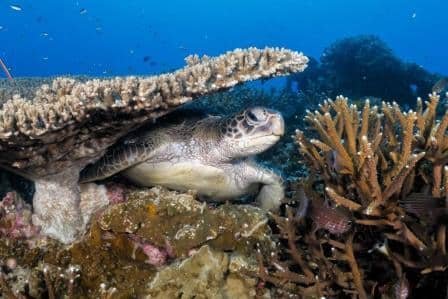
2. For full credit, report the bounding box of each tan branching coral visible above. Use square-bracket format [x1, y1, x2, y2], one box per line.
[282, 92, 448, 297]
[0, 47, 308, 243]
[295, 94, 448, 215]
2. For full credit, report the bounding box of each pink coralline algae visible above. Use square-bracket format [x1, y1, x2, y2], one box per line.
[129, 235, 169, 267]
[0, 192, 40, 239]
[106, 183, 127, 204]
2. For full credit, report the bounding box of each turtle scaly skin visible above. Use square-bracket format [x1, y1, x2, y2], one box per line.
[81, 107, 285, 211]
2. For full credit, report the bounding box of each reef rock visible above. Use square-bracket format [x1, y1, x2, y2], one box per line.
[145, 245, 260, 299]
[97, 186, 275, 258]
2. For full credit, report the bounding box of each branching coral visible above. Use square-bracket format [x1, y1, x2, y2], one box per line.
[255, 92, 448, 298]
[296, 93, 448, 215]
[0, 47, 308, 243]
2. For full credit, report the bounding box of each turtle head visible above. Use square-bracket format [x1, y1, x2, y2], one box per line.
[220, 107, 285, 158]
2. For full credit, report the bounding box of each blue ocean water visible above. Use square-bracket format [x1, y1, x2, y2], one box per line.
[1, 0, 447, 78]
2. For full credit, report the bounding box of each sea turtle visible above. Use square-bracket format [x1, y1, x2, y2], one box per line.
[80, 107, 285, 211]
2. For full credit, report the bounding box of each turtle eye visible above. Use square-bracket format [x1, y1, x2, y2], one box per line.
[247, 111, 258, 122]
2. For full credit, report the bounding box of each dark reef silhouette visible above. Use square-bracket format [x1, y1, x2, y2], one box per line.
[288, 35, 442, 104]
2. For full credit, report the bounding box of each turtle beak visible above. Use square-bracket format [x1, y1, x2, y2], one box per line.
[270, 114, 285, 137]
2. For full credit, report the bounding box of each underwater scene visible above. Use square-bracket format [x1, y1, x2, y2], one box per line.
[1, 0, 448, 298]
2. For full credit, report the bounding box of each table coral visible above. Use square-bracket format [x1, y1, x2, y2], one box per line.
[0, 47, 308, 243]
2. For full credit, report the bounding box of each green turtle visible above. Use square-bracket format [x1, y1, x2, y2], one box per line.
[80, 107, 285, 211]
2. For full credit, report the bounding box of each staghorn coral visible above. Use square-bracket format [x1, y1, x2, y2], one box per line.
[295, 93, 448, 216]
[0, 47, 308, 243]
[254, 92, 448, 298]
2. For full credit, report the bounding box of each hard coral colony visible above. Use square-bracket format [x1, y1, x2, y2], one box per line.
[255, 92, 448, 298]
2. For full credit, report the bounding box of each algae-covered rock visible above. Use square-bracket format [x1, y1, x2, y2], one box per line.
[145, 245, 260, 299]
[98, 186, 275, 257]
[0, 187, 275, 298]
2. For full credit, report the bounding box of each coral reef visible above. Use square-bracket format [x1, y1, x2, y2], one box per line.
[255, 92, 448, 298]
[0, 47, 308, 243]
[98, 186, 274, 257]
[0, 186, 274, 298]
[289, 35, 441, 103]
[0, 191, 39, 240]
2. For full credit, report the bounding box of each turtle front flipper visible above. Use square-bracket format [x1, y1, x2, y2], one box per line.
[243, 161, 284, 211]
[80, 139, 156, 183]
[257, 181, 284, 211]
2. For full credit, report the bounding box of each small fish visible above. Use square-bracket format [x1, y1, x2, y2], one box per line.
[432, 78, 448, 94]
[0, 26, 3, 30]
[143, 55, 151, 62]
[327, 150, 352, 174]
[41, 32, 49, 37]
[310, 197, 352, 234]
[294, 185, 310, 220]
[79, 8, 87, 15]
[10, 4, 22, 11]
[399, 192, 446, 223]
